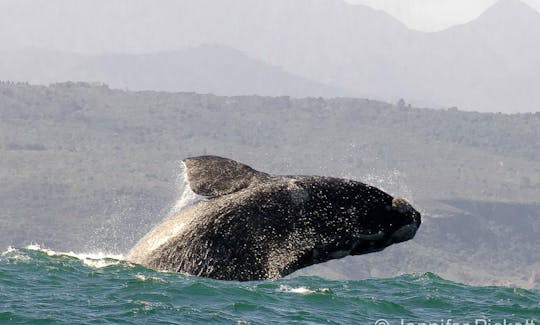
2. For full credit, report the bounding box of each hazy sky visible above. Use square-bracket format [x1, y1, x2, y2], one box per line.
[345, 0, 540, 31]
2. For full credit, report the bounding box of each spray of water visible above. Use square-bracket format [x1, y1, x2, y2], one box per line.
[169, 161, 208, 214]
[362, 169, 414, 204]
[81, 160, 209, 255]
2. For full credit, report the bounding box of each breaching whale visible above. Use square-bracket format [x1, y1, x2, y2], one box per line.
[126, 156, 421, 281]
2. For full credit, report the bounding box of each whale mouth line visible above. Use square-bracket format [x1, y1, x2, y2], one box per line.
[356, 231, 385, 241]
[390, 223, 419, 243]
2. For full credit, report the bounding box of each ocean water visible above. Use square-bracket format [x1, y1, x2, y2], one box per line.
[1, 246, 538, 324]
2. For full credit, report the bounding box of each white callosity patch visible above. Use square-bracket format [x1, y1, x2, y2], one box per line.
[287, 179, 309, 205]
[392, 197, 414, 213]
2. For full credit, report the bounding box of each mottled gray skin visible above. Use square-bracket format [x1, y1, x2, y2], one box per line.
[126, 156, 421, 281]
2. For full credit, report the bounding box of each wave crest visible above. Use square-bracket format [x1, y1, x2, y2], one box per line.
[2, 244, 124, 268]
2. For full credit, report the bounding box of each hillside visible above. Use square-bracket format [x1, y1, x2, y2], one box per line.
[1, 82, 539, 287]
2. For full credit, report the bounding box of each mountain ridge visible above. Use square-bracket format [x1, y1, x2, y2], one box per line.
[1, 0, 539, 112]
[0, 45, 346, 98]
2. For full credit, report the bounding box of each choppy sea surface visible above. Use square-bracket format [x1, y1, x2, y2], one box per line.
[1, 246, 538, 325]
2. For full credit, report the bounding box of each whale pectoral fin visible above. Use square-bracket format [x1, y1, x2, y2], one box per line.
[182, 155, 269, 197]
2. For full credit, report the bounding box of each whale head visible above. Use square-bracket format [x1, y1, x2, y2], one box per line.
[279, 176, 423, 271]
[347, 196, 421, 256]
[302, 179, 422, 264]
[387, 197, 422, 243]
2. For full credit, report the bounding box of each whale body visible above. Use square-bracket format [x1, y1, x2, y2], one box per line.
[126, 156, 421, 281]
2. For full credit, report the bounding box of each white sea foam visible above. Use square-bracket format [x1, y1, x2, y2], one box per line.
[25, 244, 123, 268]
[278, 285, 315, 294]
[0, 246, 31, 262]
[278, 285, 330, 294]
[1, 246, 16, 255]
[134, 273, 167, 283]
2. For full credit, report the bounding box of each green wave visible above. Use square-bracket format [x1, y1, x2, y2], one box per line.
[1, 247, 538, 324]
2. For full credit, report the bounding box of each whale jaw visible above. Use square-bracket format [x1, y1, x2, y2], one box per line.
[391, 223, 419, 243]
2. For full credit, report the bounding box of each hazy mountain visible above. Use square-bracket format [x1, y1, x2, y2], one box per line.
[0, 0, 539, 111]
[411, 0, 540, 112]
[0, 46, 344, 97]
